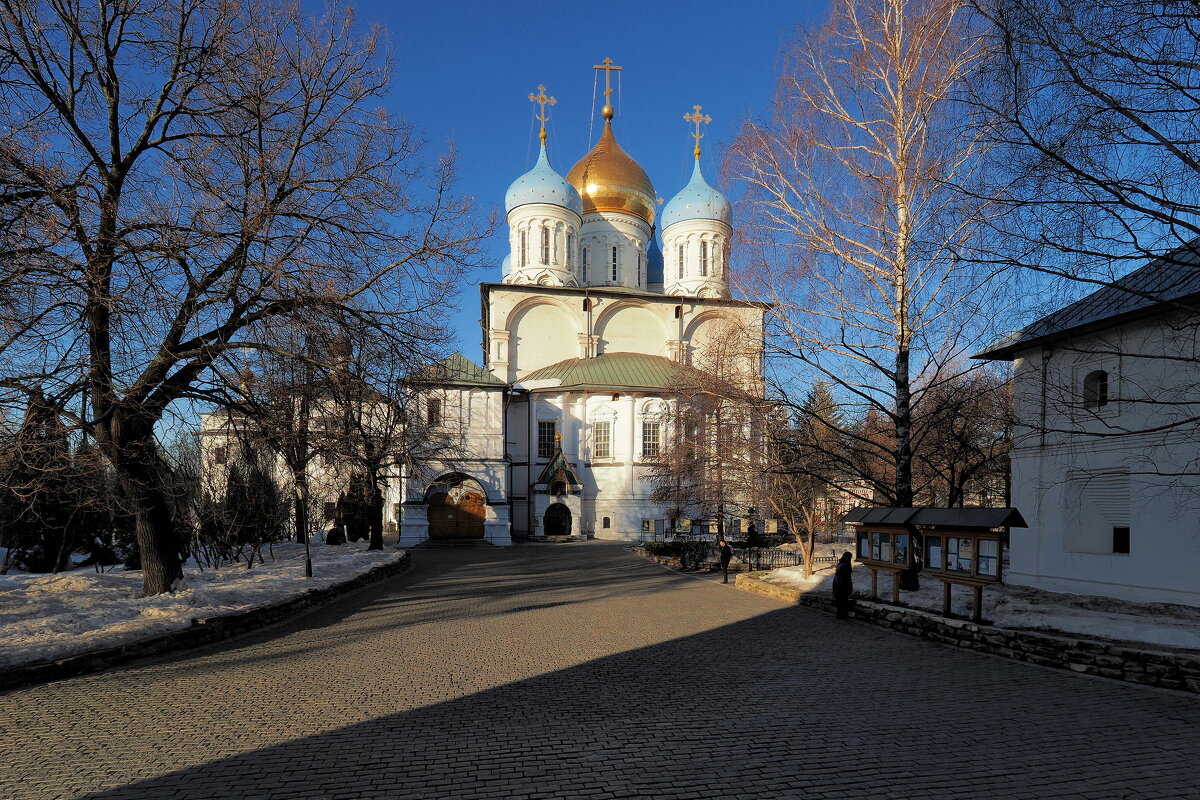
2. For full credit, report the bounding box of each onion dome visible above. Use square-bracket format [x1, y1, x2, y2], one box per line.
[661, 159, 731, 229]
[505, 143, 583, 215]
[566, 120, 656, 226]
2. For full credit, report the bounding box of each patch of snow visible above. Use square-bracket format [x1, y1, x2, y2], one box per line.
[764, 561, 1200, 651]
[0, 542, 405, 669]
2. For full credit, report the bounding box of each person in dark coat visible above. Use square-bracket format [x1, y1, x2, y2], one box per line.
[832, 551, 854, 618]
[718, 537, 733, 584]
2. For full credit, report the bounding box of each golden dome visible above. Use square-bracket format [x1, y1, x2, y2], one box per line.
[566, 120, 656, 226]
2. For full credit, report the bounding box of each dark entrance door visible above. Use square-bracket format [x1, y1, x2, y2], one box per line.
[428, 492, 486, 539]
[544, 503, 572, 537]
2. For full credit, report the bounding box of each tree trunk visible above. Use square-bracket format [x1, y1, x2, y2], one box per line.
[103, 421, 184, 596]
[367, 482, 384, 551]
[293, 469, 310, 544]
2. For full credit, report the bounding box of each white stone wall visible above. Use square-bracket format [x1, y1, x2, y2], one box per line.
[505, 202, 582, 287]
[1008, 314, 1200, 607]
[485, 284, 766, 382]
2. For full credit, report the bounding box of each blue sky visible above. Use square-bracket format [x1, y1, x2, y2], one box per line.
[344, 0, 832, 359]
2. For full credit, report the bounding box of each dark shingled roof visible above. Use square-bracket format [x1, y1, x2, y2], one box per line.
[974, 244, 1200, 360]
[842, 507, 1027, 530]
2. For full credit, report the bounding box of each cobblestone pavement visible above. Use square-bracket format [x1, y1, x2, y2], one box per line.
[2, 541, 1197, 800]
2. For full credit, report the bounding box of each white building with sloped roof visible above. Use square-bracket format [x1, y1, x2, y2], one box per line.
[976, 245, 1200, 607]
[398, 71, 767, 545]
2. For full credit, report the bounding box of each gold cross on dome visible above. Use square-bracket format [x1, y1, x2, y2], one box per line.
[684, 105, 712, 159]
[594, 57, 622, 120]
[528, 84, 556, 144]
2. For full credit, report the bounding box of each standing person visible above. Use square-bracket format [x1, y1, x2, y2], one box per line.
[718, 537, 733, 584]
[832, 551, 854, 619]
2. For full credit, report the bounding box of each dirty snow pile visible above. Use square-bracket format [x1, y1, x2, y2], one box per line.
[764, 561, 1200, 651]
[0, 542, 405, 669]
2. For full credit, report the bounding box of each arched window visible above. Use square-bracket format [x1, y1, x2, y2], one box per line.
[610, 245, 618, 282]
[566, 233, 573, 268]
[519, 229, 527, 267]
[602, 516, 611, 529]
[582, 246, 589, 282]
[700, 240, 709, 276]
[552, 481, 566, 496]
[540, 226, 550, 264]
[637, 250, 642, 286]
[1083, 370, 1109, 409]
[677, 244, 684, 279]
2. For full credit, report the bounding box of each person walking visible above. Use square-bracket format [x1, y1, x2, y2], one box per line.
[718, 537, 733, 584]
[832, 551, 854, 618]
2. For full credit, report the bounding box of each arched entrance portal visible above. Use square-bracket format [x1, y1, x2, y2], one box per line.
[544, 503, 572, 537]
[425, 474, 488, 539]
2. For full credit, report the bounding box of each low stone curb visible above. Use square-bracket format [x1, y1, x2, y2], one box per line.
[0, 552, 412, 693]
[734, 573, 1200, 694]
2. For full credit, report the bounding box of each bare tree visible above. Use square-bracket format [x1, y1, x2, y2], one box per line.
[970, 0, 1200, 482]
[0, 1, 488, 594]
[729, 0, 1005, 525]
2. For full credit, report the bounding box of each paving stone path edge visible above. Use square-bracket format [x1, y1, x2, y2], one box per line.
[0, 552, 412, 693]
[732, 570, 1200, 694]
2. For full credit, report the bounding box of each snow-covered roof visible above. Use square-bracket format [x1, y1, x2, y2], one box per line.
[975, 243, 1200, 360]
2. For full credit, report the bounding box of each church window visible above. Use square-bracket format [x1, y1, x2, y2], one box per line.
[566, 233, 573, 267]
[583, 298, 591, 312]
[537, 420, 557, 459]
[700, 240, 709, 277]
[641, 421, 661, 458]
[1083, 370, 1109, 409]
[540, 226, 550, 264]
[677, 244, 684, 279]
[519, 229, 528, 267]
[602, 516, 611, 529]
[213, 445, 228, 465]
[552, 480, 566, 495]
[593, 421, 611, 459]
[611, 245, 618, 282]
[582, 247, 589, 282]
[427, 397, 442, 426]
[637, 250, 642, 285]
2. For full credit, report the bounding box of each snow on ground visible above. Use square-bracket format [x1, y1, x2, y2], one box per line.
[0, 542, 405, 669]
[763, 560, 1200, 651]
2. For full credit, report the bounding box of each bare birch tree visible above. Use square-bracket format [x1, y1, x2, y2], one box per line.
[0, 0, 488, 594]
[730, 0, 1005, 530]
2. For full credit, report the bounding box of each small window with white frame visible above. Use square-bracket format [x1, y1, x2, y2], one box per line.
[641, 420, 661, 458]
[593, 420, 612, 459]
[1083, 369, 1109, 409]
[537, 420, 557, 459]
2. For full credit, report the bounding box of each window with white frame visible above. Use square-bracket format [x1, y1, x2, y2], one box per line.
[1083, 369, 1109, 409]
[566, 233, 573, 267]
[519, 229, 527, 267]
[427, 397, 442, 426]
[593, 421, 611, 459]
[641, 421, 661, 458]
[582, 246, 589, 282]
[700, 240, 709, 276]
[610, 245, 618, 282]
[537, 420, 557, 459]
[677, 244, 684, 279]
[637, 250, 642, 285]
[540, 226, 550, 264]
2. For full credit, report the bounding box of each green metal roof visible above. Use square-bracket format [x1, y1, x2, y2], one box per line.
[412, 352, 507, 388]
[520, 352, 693, 391]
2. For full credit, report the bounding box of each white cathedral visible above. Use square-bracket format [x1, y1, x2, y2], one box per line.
[395, 68, 766, 546]
[202, 63, 767, 546]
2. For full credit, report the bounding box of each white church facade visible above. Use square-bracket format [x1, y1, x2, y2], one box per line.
[396, 71, 767, 546]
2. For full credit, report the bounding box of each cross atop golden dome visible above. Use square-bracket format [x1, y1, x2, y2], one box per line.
[566, 57, 655, 225]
